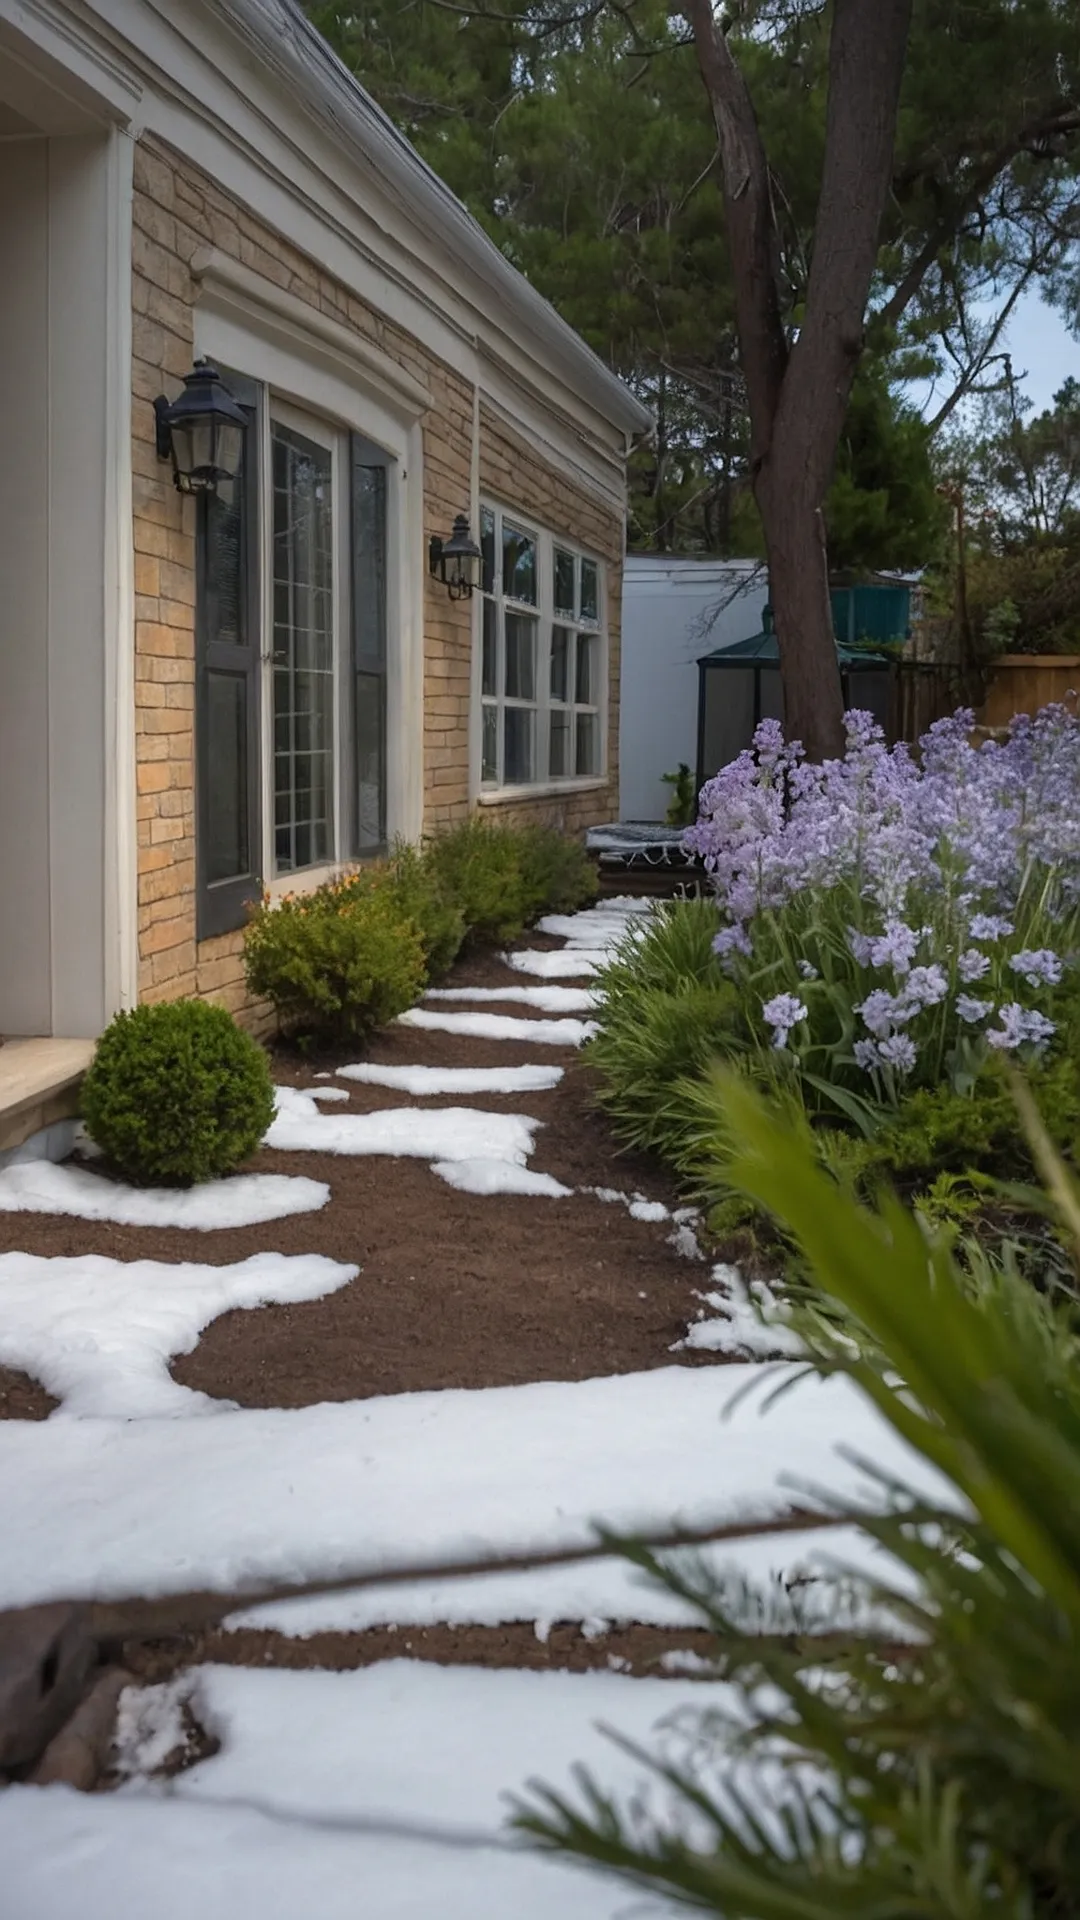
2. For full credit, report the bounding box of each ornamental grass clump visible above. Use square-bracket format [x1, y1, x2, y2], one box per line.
[81, 999, 274, 1185]
[684, 703, 1080, 1125]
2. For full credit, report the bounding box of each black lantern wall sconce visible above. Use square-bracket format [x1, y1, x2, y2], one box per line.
[429, 513, 483, 601]
[154, 359, 246, 499]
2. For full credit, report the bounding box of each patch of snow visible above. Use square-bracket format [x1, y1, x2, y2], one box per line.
[432, 1159, 573, 1198]
[582, 1185, 669, 1223]
[113, 1675, 196, 1779]
[336, 1062, 564, 1095]
[0, 1160, 329, 1231]
[425, 985, 597, 1013]
[537, 897, 654, 948]
[306, 1085, 350, 1102]
[659, 1649, 716, 1676]
[674, 1267, 805, 1361]
[0, 1662, 742, 1920]
[0, 1363, 956, 1612]
[630, 1198, 669, 1222]
[0, 1251, 357, 1420]
[504, 947, 608, 979]
[229, 1523, 908, 1639]
[397, 1008, 597, 1047]
[668, 1220, 705, 1261]
[266, 1086, 540, 1163]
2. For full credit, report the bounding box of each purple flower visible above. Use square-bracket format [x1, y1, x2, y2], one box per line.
[969, 914, 1014, 942]
[956, 994, 993, 1023]
[848, 928, 876, 965]
[713, 924, 752, 960]
[853, 1038, 880, 1072]
[958, 949, 991, 984]
[762, 992, 808, 1049]
[798, 959, 819, 980]
[869, 921, 920, 975]
[878, 1033, 918, 1074]
[903, 964, 948, 1008]
[986, 1003, 1057, 1051]
[1009, 948, 1063, 987]
[856, 988, 912, 1037]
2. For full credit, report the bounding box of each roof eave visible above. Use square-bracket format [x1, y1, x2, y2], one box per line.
[209, 0, 654, 440]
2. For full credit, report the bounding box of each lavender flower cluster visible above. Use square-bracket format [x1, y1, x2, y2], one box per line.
[685, 705, 1080, 1090]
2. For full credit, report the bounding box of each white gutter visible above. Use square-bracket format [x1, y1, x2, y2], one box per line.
[209, 0, 653, 441]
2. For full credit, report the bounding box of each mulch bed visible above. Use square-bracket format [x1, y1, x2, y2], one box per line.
[121, 1620, 720, 1685]
[0, 933, 718, 1413]
[0, 1366, 56, 1421]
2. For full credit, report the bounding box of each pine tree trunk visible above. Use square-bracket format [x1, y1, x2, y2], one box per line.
[757, 466, 845, 761]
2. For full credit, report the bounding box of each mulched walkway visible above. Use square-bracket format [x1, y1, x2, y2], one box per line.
[1, 922, 733, 1688]
[0, 935, 714, 1411]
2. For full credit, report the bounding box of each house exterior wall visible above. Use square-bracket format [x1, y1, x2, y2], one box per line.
[130, 135, 623, 1027]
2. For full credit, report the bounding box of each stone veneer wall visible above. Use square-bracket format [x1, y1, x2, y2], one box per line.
[130, 135, 623, 1026]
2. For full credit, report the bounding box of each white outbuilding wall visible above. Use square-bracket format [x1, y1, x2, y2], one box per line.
[619, 556, 767, 821]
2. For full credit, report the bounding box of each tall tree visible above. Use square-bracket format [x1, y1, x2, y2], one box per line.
[686, 0, 914, 757]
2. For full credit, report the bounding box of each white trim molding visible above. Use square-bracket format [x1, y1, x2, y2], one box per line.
[190, 246, 433, 417]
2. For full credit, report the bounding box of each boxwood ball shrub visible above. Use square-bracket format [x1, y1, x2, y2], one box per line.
[81, 999, 275, 1186]
[244, 879, 426, 1045]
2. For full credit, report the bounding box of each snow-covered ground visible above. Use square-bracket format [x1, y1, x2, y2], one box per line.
[0, 1250, 355, 1420]
[0, 1159, 329, 1229]
[0, 1662, 739, 1920]
[0, 1363, 949, 1611]
[0, 892, 916, 1917]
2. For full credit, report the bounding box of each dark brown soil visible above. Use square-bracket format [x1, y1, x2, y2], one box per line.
[120, 1620, 719, 1684]
[0, 936, 716, 1415]
[0, 1366, 56, 1420]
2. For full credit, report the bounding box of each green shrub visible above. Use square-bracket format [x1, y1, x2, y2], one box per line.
[423, 819, 531, 945]
[383, 840, 465, 977]
[332, 843, 465, 980]
[244, 880, 425, 1045]
[81, 999, 274, 1186]
[517, 826, 598, 919]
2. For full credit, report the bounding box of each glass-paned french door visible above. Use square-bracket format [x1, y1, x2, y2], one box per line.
[195, 385, 391, 933]
[271, 418, 336, 874]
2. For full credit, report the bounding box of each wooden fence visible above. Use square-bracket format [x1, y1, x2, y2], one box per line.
[976, 655, 1080, 730]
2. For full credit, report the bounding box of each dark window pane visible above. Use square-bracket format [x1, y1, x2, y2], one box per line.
[504, 707, 535, 784]
[272, 422, 335, 873]
[206, 673, 248, 882]
[482, 702, 498, 784]
[551, 625, 570, 703]
[554, 548, 575, 616]
[550, 709, 570, 778]
[480, 505, 496, 597]
[502, 523, 536, 604]
[352, 465, 386, 665]
[580, 558, 599, 622]
[204, 486, 244, 647]
[575, 711, 599, 776]
[576, 633, 598, 706]
[355, 671, 384, 851]
[504, 613, 536, 699]
[482, 598, 497, 696]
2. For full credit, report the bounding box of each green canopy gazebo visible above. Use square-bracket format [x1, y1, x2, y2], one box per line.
[695, 591, 902, 795]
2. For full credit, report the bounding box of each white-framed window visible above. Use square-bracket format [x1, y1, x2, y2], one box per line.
[194, 377, 391, 938]
[478, 502, 605, 793]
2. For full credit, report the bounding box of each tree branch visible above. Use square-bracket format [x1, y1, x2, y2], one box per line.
[684, 0, 787, 466]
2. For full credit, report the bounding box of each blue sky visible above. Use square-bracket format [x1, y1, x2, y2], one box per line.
[910, 287, 1080, 422]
